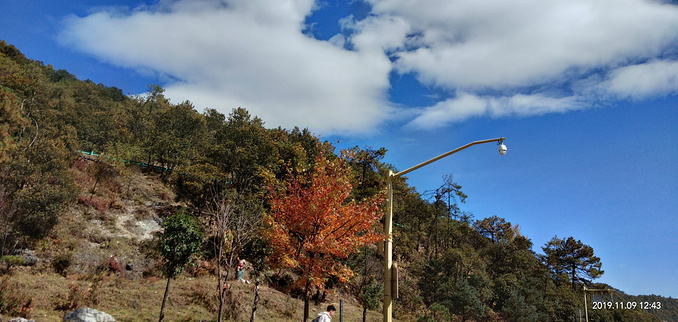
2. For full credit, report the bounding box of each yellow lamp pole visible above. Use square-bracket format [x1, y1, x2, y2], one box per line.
[383, 137, 507, 322]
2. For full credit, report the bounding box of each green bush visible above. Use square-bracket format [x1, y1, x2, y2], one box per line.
[359, 278, 382, 312]
[418, 302, 451, 322]
[1, 255, 25, 266]
[1, 255, 25, 273]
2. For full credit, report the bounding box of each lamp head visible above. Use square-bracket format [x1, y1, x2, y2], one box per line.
[498, 141, 507, 156]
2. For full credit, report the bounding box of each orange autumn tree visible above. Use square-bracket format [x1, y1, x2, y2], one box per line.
[267, 149, 385, 321]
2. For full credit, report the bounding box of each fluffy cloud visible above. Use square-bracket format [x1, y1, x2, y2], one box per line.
[406, 92, 582, 130]
[354, 0, 678, 129]
[59, 0, 678, 133]
[59, 0, 393, 135]
[603, 60, 678, 99]
[365, 0, 678, 90]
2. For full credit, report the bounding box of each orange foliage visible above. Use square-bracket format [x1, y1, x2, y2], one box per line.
[266, 150, 384, 292]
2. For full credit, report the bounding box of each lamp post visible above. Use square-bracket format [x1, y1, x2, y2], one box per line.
[382, 137, 507, 322]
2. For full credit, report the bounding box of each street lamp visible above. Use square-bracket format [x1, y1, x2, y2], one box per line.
[382, 137, 506, 322]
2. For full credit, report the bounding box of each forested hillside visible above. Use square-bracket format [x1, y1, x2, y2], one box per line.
[1, 40, 676, 321]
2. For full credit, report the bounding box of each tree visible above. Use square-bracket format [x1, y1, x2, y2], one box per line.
[417, 246, 490, 321]
[156, 210, 203, 322]
[212, 107, 276, 195]
[0, 186, 17, 258]
[345, 146, 387, 201]
[393, 188, 432, 262]
[432, 174, 467, 255]
[126, 85, 170, 166]
[418, 302, 451, 322]
[0, 137, 77, 254]
[55, 78, 126, 152]
[501, 292, 539, 322]
[359, 277, 382, 322]
[86, 160, 116, 206]
[269, 126, 327, 182]
[435, 174, 467, 221]
[0, 87, 28, 162]
[207, 191, 262, 322]
[541, 236, 603, 290]
[267, 149, 384, 321]
[104, 141, 144, 198]
[149, 100, 208, 180]
[473, 215, 515, 244]
[478, 227, 543, 313]
[241, 234, 275, 322]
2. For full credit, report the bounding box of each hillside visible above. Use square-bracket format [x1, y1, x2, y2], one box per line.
[2, 40, 678, 321]
[1, 164, 388, 321]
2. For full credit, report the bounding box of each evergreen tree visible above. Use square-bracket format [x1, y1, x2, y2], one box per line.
[542, 236, 604, 290]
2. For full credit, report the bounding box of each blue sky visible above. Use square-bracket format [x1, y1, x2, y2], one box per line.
[2, 0, 677, 297]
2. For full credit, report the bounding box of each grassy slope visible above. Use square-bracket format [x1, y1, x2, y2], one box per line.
[1, 164, 391, 321]
[4, 271, 386, 321]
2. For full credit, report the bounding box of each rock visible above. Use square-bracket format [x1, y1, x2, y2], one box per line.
[17, 249, 38, 266]
[63, 308, 116, 322]
[9, 318, 36, 322]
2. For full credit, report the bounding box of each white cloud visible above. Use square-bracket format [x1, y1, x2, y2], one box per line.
[406, 92, 582, 130]
[406, 93, 487, 129]
[603, 60, 678, 99]
[328, 34, 345, 48]
[340, 14, 410, 54]
[58, 0, 678, 133]
[59, 0, 394, 135]
[363, 0, 678, 90]
[488, 94, 583, 118]
[353, 0, 678, 130]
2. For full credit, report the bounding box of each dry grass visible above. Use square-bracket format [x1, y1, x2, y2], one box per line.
[1, 271, 209, 321]
[1, 271, 391, 321]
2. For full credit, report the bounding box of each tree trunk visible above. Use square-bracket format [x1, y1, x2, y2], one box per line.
[215, 214, 225, 322]
[226, 243, 235, 281]
[159, 277, 171, 322]
[360, 247, 370, 322]
[571, 263, 576, 290]
[218, 227, 236, 321]
[89, 178, 100, 205]
[303, 278, 311, 322]
[250, 278, 260, 322]
[435, 214, 439, 259]
[217, 240, 224, 322]
[126, 176, 133, 198]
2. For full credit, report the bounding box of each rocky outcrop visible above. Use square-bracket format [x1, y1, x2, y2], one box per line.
[16, 249, 38, 266]
[63, 308, 116, 322]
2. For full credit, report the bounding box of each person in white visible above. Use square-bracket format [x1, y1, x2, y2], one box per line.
[313, 305, 336, 322]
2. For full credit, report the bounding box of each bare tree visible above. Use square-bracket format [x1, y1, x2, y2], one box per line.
[208, 190, 262, 322]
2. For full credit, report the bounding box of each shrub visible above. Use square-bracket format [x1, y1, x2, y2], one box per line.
[52, 252, 73, 276]
[142, 260, 162, 278]
[0, 276, 33, 318]
[1, 255, 25, 273]
[418, 303, 452, 322]
[54, 282, 97, 311]
[189, 280, 218, 313]
[270, 271, 294, 293]
[78, 194, 109, 211]
[104, 255, 121, 274]
[359, 278, 383, 312]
